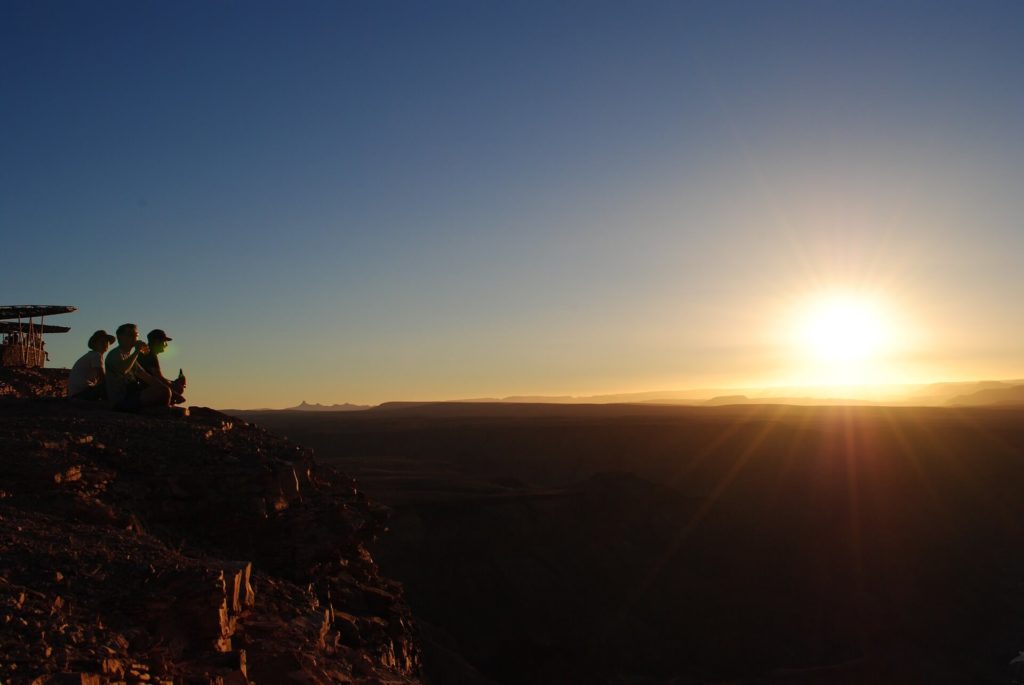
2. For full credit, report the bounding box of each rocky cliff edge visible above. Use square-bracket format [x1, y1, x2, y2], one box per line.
[0, 373, 421, 684]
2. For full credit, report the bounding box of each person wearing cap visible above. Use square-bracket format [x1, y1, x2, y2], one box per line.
[138, 329, 186, 405]
[68, 330, 117, 400]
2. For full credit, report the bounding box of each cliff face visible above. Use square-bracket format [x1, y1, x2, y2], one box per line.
[0, 395, 421, 684]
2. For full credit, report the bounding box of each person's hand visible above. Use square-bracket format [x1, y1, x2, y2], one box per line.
[135, 342, 150, 354]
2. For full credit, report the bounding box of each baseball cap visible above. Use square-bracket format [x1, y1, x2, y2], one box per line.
[147, 329, 173, 343]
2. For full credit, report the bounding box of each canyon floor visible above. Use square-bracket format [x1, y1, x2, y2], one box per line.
[234, 402, 1024, 684]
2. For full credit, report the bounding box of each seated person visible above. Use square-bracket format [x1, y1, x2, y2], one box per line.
[67, 330, 116, 400]
[138, 329, 186, 405]
[105, 323, 171, 411]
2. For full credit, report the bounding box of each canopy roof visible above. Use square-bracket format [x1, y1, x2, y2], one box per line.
[0, 305, 77, 320]
[0, 322, 71, 334]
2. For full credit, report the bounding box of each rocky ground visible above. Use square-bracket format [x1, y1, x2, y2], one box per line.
[0, 368, 69, 400]
[0, 369, 422, 684]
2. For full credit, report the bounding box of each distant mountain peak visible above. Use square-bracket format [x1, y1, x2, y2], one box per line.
[288, 401, 370, 412]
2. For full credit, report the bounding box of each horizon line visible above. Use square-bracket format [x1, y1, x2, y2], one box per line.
[217, 376, 1024, 411]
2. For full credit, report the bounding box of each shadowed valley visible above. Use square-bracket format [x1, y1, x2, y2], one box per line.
[234, 402, 1024, 684]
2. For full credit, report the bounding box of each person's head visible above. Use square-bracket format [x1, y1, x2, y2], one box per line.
[115, 323, 138, 348]
[88, 330, 116, 354]
[146, 329, 173, 355]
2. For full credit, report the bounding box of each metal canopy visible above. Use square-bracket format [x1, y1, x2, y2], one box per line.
[0, 305, 77, 320]
[0, 322, 71, 334]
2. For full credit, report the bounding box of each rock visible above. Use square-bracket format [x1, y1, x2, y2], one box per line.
[0, 393, 422, 684]
[0, 367, 68, 399]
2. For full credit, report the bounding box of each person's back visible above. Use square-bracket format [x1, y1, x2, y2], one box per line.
[68, 330, 115, 400]
[105, 344, 136, 405]
[69, 349, 102, 397]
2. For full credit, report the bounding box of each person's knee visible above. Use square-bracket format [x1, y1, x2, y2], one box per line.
[141, 385, 172, 407]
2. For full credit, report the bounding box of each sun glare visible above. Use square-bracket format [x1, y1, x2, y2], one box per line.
[788, 293, 899, 386]
[798, 296, 887, 361]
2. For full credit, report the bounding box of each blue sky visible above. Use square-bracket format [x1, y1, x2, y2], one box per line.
[3, 2, 1024, 406]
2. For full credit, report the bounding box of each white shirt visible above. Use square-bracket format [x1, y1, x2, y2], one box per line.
[68, 350, 103, 397]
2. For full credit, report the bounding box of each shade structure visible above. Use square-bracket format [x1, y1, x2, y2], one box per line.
[0, 322, 71, 334]
[0, 305, 77, 320]
[0, 304, 76, 368]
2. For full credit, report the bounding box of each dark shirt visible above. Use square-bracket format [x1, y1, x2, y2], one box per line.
[138, 351, 163, 380]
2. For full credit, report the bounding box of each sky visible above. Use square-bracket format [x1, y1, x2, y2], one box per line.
[3, 1, 1024, 408]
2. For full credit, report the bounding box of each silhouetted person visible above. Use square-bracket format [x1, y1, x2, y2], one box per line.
[105, 323, 171, 411]
[67, 330, 115, 400]
[138, 329, 186, 405]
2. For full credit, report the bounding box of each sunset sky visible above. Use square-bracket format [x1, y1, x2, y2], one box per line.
[4, 2, 1024, 408]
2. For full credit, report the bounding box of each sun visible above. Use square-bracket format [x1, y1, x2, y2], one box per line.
[798, 296, 887, 361]
[789, 293, 897, 385]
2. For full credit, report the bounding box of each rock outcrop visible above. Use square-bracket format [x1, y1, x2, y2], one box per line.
[0, 367, 68, 399]
[0, 395, 421, 684]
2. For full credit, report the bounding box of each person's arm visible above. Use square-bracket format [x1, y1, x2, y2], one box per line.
[152, 366, 172, 385]
[143, 356, 173, 388]
[121, 348, 141, 373]
[134, 365, 161, 385]
[110, 346, 147, 382]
